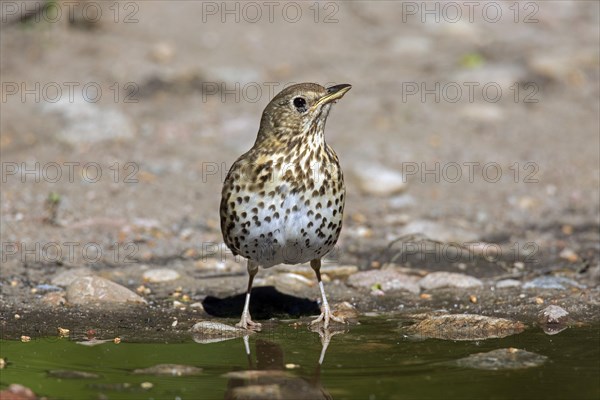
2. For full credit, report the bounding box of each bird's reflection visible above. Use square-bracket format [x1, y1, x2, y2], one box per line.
[224, 326, 347, 400]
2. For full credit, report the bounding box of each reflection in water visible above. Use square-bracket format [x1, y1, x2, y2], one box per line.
[225, 327, 346, 399]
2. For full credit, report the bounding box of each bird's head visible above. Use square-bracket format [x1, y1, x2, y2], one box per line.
[256, 82, 351, 144]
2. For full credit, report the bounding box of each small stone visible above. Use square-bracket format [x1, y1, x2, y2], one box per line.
[333, 301, 359, 320]
[58, 327, 70, 337]
[559, 248, 579, 262]
[14, 314, 20, 320]
[353, 163, 407, 196]
[42, 99, 135, 145]
[191, 321, 251, 344]
[449, 348, 547, 370]
[495, 279, 521, 289]
[535, 297, 545, 305]
[321, 265, 358, 279]
[40, 291, 67, 307]
[561, 225, 574, 235]
[523, 276, 585, 290]
[136, 285, 152, 295]
[397, 220, 479, 243]
[348, 269, 421, 294]
[513, 262, 525, 270]
[0, 384, 37, 400]
[540, 305, 569, 324]
[66, 277, 147, 305]
[460, 104, 504, 122]
[149, 42, 175, 64]
[469, 295, 478, 304]
[51, 268, 94, 287]
[143, 268, 180, 283]
[419, 272, 483, 290]
[419, 293, 432, 300]
[133, 364, 203, 376]
[389, 36, 432, 55]
[527, 54, 583, 84]
[34, 284, 62, 293]
[404, 314, 525, 341]
[270, 273, 314, 293]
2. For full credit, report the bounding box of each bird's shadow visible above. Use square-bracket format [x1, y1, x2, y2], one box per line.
[202, 286, 320, 320]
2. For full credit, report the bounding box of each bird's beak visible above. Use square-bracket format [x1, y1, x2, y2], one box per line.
[313, 84, 352, 109]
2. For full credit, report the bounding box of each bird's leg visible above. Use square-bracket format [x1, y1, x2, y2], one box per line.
[310, 259, 345, 329]
[236, 260, 262, 331]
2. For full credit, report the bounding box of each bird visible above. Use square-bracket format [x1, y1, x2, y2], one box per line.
[220, 82, 351, 330]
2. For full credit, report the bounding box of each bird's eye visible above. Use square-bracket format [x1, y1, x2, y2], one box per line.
[293, 97, 307, 113]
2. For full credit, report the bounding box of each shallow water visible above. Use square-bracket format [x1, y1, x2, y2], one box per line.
[1, 318, 598, 400]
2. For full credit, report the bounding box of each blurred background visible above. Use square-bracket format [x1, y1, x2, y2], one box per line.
[2, 1, 598, 268]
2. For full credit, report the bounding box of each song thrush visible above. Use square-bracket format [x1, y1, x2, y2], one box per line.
[220, 82, 352, 330]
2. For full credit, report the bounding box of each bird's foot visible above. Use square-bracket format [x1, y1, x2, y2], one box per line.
[236, 314, 262, 331]
[310, 306, 345, 330]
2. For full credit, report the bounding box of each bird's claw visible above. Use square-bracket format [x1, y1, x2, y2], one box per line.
[310, 306, 345, 330]
[236, 314, 262, 331]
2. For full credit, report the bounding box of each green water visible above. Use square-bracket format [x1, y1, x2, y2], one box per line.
[1, 319, 598, 400]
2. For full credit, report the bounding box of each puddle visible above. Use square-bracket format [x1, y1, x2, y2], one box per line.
[1, 318, 598, 399]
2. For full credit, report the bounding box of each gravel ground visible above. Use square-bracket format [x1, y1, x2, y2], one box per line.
[1, 1, 599, 336]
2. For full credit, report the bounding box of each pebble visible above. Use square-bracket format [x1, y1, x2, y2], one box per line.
[388, 195, 415, 210]
[270, 272, 314, 289]
[40, 292, 67, 306]
[404, 313, 525, 341]
[133, 364, 203, 376]
[449, 348, 547, 370]
[191, 321, 251, 344]
[454, 64, 527, 91]
[0, 384, 37, 400]
[149, 42, 175, 64]
[397, 220, 479, 243]
[347, 269, 421, 294]
[42, 99, 135, 144]
[353, 163, 407, 196]
[419, 272, 483, 290]
[66, 277, 147, 305]
[276, 265, 358, 279]
[495, 279, 522, 289]
[523, 276, 586, 290]
[539, 305, 569, 324]
[527, 54, 581, 83]
[460, 104, 504, 122]
[34, 284, 62, 293]
[143, 268, 180, 283]
[389, 36, 432, 55]
[58, 327, 70, 337]
[333, 301, 359, 320]
[51, 268, 95, 287]
[559, 248, 579, 262]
